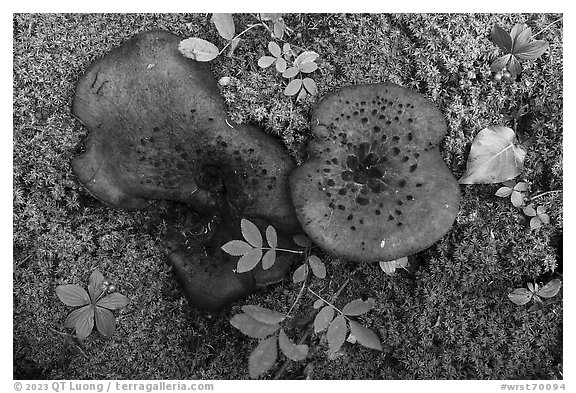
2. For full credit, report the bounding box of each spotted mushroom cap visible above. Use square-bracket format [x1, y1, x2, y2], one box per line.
[289, 83, 460, 262]
[72, 30, 299, 231]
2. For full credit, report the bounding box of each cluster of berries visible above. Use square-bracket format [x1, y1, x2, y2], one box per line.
[100, 279, 117, 293]
[494, 67, 513, 82]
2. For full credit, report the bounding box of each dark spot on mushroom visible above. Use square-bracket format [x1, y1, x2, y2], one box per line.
[406, 195, 414, 201]
[388, 215, 394, 221]
[327, 179, 335, 186]
[395, 209, 402, 215]
[402, 156, 409, 162]
[410, 164, 418, 172]
[362, 117, 368, 123]
[339, 188, 347, 196]
[396, 200, 404, 206]
[373, 126, 381, 133]
[398, 179, 406, 188]
[356, 196, 370, 206]
[392, 147, 401, 155]
[416, 182, 423, 187]
[338, 204, 346, 210]
[351, 226, 356, 231]
[375, 209, 381, 215]
[347, 214, 354, 220]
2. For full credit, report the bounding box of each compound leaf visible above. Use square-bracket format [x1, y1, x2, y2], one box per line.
[221, 240, 253, 256]
[508, 288, 533, 305]
[242, 305, 286, 324]
[211, 13, 235, 41]
[278, 329, 308, 361]
[230, 313, 280, 339]
[314, 305, 335, 333]
[241, 219, 263, 248]
[178, 38, 219, 62]
[236, 248, 263, 273]
[458, 125, 526, 184]
[348, 320, 382, 351]
[327, 315, 347, 354]
[249, 335, 278, 379]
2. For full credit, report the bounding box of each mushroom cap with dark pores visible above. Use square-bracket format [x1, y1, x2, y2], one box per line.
[289, 83, 460, 262]
[72, 30, 299, 231]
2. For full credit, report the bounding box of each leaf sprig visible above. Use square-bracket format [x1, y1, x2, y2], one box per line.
[56, 270, 129, 340]
[490, 23, 550, 81]
[508, 279, 561, 312]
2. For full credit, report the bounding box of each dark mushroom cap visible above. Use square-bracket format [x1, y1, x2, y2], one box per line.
[72, 30, 298, 231]
[290, 83, 460, 262]
[165, 211, 298, 311]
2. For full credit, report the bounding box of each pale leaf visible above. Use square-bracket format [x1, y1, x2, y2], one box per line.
[458, 125, 526, 184]
[265, 225, 278, 248]
[299, 61, 318, 73]
[273, 20, 285, 40]
[292, 263, 308, 283]
[313, 298, 325, 309]
[221, 240, 253, 256]
[495, 187, 513, 197]
[282, 67, 300, 79]
[284, 79, 303, 96]
[261, 249, 276, 270]
[230, 313, 280, 339]
[241, 218, 263, 248]
[258, 56, 276, 69]
[211, 13, 235, 41]
[236, 248, 263, 273]
[178, 38, 219, 62]
[242, 305, 286, 324]
[511, 191, 524, 207]
[249, 336, 278, 379]
[307, 255, 326, 279]
[302, 78, 317, 95]
[292, 234, 311, 248]
[268, 41, 281, 58]
[314, 305, 335, 333]
[293, 51, 319, 67]
[275, 57, 287, 73]
[327, 315, 347, 353]
[278, 329, 308, 361]
[342, 299, 373, 316]
[348, 321, 382, 351]
[530, 217, 542, 229]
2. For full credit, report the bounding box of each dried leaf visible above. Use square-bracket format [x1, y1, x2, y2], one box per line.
[307, 255, 326, 279]
[508, 288, 533, 305]
[292, 263, 308, 283]
[258, 56, 276, 69]
[327, 315, 347, 353]
[249, 335, 278, 379]
[342, 299, 373, 316]
[95, 293, 129, 310]
[94, 306, 115, 337]
[536, 279, 561, 298]
[314, 305, 335, 333]
[458, 126, 526, 184]
[211, 13, 235, 41]
[230, 313, 280, 339]
[241, 218, 263, 248]
[221, 240, 253, 256]
[242, 305, 286, 324]
[278, 329, 308, 361]
[284, 79, 303, 96]
[56, 285, 91, 307]
[348, 320, 382, 351]
[491, 25, 512, 53]
[178, 38, 219, 62]
[261, 249, 276, 270]
[236, 248, 263, 273]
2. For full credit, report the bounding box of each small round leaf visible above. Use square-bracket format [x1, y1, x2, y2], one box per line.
[265, 225, 278, 248]
[284, 79, 303, 96]
[258, 56, 276, 69]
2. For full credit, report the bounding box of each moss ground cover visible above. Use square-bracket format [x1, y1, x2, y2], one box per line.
[13, 13, 562, 379]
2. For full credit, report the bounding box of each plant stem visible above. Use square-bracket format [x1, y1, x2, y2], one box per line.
[527, 189, 562, 202]
[533, 17, 563, 38]
[218, 23, 263, 56]
[261, 247, 305, 254]
[307, 287, 345, 316]
[286, 277, 307, 317]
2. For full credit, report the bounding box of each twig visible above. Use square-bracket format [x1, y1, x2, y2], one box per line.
[527, 189, 562, 202]
[533, 17, 563, 38]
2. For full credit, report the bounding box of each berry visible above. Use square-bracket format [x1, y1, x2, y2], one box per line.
[494, 72, 503, 82]
[503, 71, 512, 82]
[107, 284, 117, 292]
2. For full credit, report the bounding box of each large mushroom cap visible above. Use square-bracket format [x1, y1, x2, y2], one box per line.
[72, 30, 298, 231]
[290, 83, 460, 262]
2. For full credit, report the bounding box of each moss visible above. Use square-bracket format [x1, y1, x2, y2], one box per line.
[14, 13, 562, 379]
